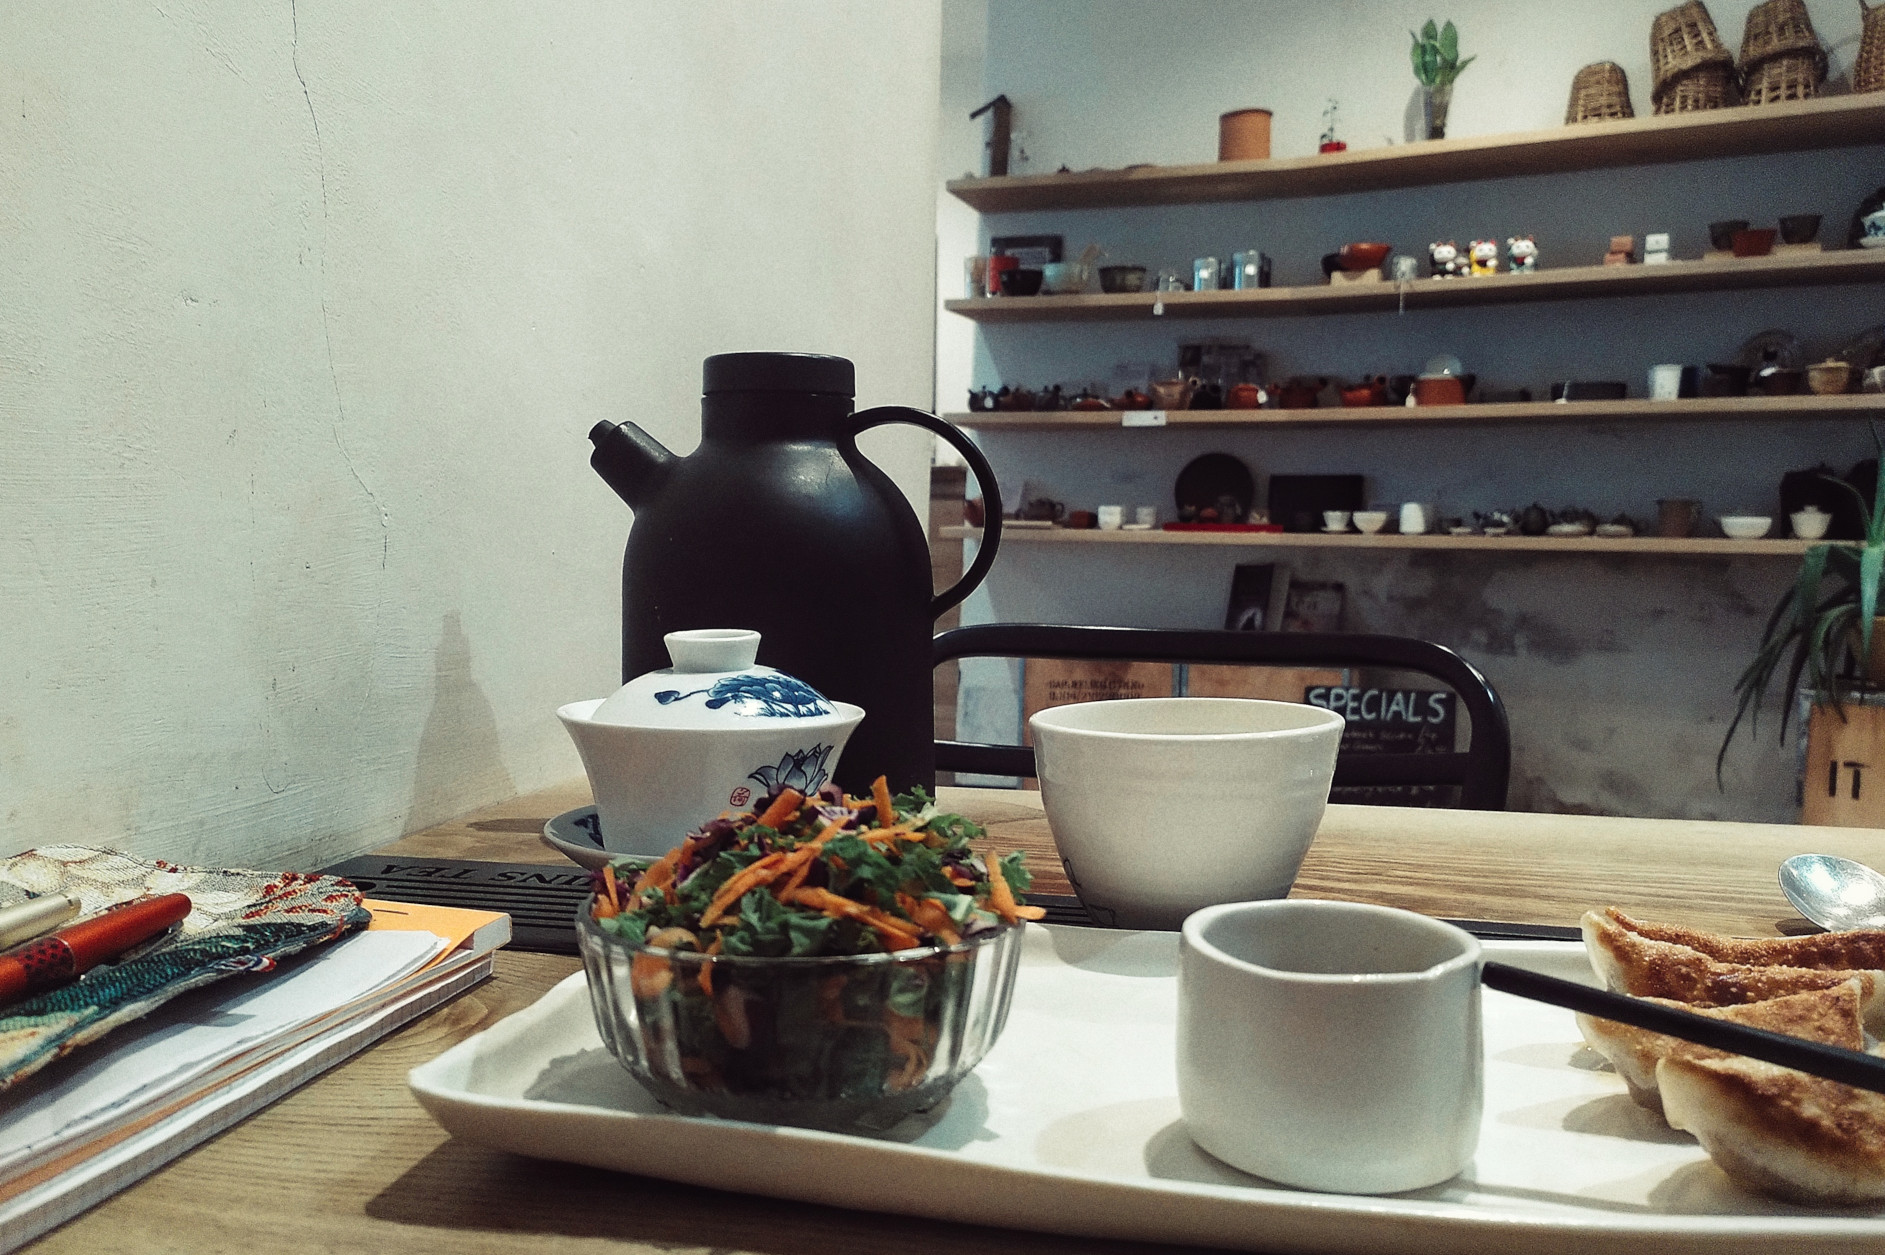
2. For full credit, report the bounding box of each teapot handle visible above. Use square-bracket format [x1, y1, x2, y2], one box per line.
[848, 406, 1003, 619]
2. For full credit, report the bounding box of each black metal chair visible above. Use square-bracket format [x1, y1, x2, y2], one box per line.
[933, 624, 1511, 810]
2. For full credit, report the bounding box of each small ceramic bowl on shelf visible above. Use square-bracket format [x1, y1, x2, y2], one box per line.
[1730, 228, 1777, 258]
[1717, 515, 1772, 540]
[998, 268, 1045, 297]
[1337, 242, 1392, 271]
[1040, 262, 1090, 294]
[1778, 214, 1822, 245]
[1806, 360, 1853, 396]
[1707, 220, 1750, 251]
[1791, 508, 1832, 540]
[1352, 510, 1389, 534]
[1098, 265, 1147, 293]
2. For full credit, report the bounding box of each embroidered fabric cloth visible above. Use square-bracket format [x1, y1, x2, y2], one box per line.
[0, 847, 368, 1091]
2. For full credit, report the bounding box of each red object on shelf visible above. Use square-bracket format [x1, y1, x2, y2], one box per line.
[1319, 141, 1348, 153]
[1162, 522, 1284, 533]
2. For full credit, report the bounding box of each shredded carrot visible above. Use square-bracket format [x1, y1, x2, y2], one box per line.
[699, 851, 790, 927]
[592, 895, 618, 919]
[872, 775, 895, 827]
[789, 887, 923, 948]
[983, 852, 1046, 923]
[698, 934, 723, 994]
[755, 788, 805, 829]
[631, 847, 683, 897]
[897, 892, 961, 945]
[601, 863, 622, 914]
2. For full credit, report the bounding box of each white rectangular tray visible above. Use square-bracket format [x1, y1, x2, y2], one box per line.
[409, 925, 1885, 1254]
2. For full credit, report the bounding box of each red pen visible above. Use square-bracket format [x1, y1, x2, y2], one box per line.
[0, 893, 193, 1008]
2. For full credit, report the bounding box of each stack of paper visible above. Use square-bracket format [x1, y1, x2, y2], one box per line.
[0, 898, 508, 1251]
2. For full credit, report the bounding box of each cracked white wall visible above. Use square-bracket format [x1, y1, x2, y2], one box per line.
[0, 2, 942, 867]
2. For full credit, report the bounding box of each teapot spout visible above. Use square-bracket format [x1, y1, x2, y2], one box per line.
[589, 420, 674, 509]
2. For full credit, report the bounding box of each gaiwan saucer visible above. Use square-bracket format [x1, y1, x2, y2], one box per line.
[541, 806, 656, 873]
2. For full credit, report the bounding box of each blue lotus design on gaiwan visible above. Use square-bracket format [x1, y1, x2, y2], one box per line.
[747, 745, 834, 795]
[655, 673, 833, 718]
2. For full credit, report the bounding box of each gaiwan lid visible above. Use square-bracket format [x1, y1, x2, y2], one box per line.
[588, 629, 842, 730]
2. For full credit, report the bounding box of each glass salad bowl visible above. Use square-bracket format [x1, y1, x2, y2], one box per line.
[575, 903, 1025, 1133]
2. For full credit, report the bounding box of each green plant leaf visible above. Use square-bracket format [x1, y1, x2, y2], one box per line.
[1439, 20, 1459, 60]
[1410, 37, 1429, 82]
[1862, 543, 1882, 671]
[1423, 44, 1442, 82]
[1422, 18, 1439, 42]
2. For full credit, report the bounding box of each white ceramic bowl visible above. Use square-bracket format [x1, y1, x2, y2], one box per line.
[1028, 698, 1344, 929]
[1791, 508, 1832, 541]
[559, 629, 864, 855]
[1040, 262, 1090, 293]
[1352, 510, 1389, 534]
[1717, 515, 1772, 540]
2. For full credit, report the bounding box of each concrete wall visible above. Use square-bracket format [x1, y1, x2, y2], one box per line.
[1, 1, 941, 868]
[942, 0, 1879, 821]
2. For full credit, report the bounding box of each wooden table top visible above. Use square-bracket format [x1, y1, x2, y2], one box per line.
[28, 785, 1885, 1255]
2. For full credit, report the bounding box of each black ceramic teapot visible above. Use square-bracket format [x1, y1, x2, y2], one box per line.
[589, 352, 1002, 794]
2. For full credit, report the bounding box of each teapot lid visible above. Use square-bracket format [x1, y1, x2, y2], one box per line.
[588, 629, 843, 730]
[703, 352, 854, 397]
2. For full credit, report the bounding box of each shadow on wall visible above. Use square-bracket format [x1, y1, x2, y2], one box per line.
[408, 612, 514, 833]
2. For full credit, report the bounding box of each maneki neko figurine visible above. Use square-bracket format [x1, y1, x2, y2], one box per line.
[1428, 240, 1464, 278]
[1506, 235, 1538, 273]
[1467, 239, 1500, 276]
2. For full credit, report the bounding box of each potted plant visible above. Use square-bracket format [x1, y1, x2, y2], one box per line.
[1410, 19, 1474, 140]
[1721, 435, 1885, 824]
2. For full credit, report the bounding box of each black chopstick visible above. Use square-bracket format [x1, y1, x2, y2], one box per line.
[1481, 960, 1885, 1097]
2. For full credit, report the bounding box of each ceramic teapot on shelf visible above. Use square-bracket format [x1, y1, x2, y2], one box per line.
[588, 352, 1002, 794]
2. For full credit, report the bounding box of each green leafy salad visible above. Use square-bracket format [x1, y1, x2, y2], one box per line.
[590, 777, 1043, 956]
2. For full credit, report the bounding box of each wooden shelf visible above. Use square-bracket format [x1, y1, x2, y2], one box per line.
[950, 394, 1885, 430]
[947, 95, 1885, 213]
[946, 250, 1885, 323]
[942, 526, 1813, 557]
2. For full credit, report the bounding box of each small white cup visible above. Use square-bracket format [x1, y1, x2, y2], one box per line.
[1792, 507, 1832, 540]
[1648, 363, 1683, 401]
[1352, 510, 1389, 534]
[1322, 510, 1351, 532]
[1135, 505, 1158, 527]
[1398, 502, 1429, 535]
[1029, 698, 1344, 929]
[1178, 899, 1483, 1194]
[1097, 504, 1124, 530]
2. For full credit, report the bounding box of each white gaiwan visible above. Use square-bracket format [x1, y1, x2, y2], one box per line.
[558, 629, 864, 855]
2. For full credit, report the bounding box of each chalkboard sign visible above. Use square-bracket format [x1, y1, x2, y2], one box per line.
[1305, 685, 1456, 805]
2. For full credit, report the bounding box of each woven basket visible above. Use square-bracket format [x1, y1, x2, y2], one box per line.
[1741, 0, 1822, 62]
[1651, 1, 1733, 97]
[1859, 0, 1885, 94]
[1566, 62, 1635, 122]
[1744, 49, 1824, 103]
[1654, 61, 1740, 113]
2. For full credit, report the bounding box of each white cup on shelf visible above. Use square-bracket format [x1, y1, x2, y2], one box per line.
[1097, 504, 1124, 530]
[1134, 505, 1158, 527]
[1322, 510, 1351, 532]
[1399, 502, 1431, 535]
[1648, 363, 1683, 401]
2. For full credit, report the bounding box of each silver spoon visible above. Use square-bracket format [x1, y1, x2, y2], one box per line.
[1779, 853, 1885, 932]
